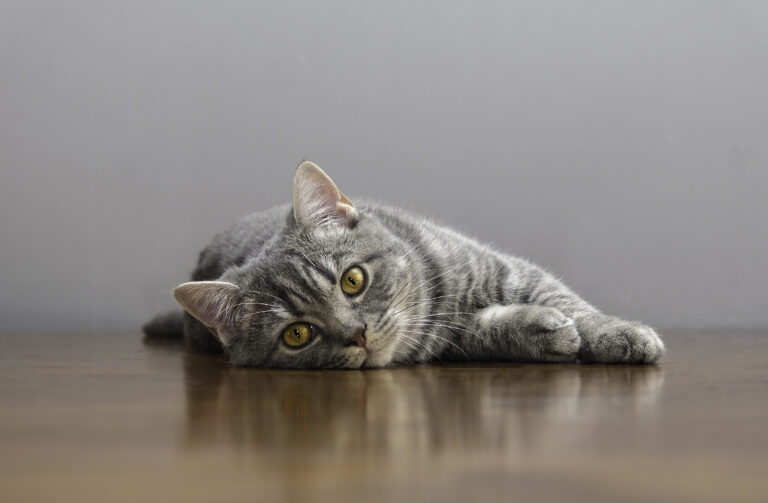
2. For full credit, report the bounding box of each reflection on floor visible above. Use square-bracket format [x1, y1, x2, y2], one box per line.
[0, 330, 766, 502]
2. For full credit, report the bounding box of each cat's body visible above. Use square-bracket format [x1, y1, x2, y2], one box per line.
[144, 162, 664, 367]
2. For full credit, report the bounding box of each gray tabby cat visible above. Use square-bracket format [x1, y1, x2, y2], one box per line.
[144, 161, 664, 368]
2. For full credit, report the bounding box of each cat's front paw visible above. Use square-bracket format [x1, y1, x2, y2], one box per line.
[517, 306, 581, 362]
[577, 315, 664, 364]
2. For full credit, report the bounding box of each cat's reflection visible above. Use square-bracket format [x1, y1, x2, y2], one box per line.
[180, 354, 664, 456]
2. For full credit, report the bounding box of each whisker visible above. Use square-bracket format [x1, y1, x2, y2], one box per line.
[399, 315, 476, 334]
[396, 333, 440, 361]
[392, 294, 463, 317]
[409, 257, 476, 295]
[401, 320, 477, 337]
[375, 275, 414, 327]
[398, 328, 468, 360]
[394, 334, 422, 353]
[406, 311, 480, 319]
[398, 240, 423, 261]
[389, 286, 420, 314]
[401, 316, 470, 329]
[385, 258, 475, 318]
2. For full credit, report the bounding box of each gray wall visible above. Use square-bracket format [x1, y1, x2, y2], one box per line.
[1, 1, 766, 332]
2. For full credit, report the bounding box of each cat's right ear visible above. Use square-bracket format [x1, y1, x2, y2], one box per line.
[173, 281, 241, 345]
[292, 160, 358, 228]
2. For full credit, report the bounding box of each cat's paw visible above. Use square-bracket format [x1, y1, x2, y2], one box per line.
[516, 306, 581, 362]
[577, 315, 664, 364]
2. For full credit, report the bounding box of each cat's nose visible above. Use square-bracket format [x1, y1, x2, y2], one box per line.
[342, 322, 367, 348]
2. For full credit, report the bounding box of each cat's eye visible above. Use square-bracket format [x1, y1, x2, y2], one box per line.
[340, 266, 366, 296]
[282, 322, 314, 348]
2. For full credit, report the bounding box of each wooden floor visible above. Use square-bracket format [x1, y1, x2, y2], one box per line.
[1, 329, 766, 503]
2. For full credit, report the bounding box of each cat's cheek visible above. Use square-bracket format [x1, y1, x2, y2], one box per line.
[365, 350, 394, 368]
[364, 339, 397, 368]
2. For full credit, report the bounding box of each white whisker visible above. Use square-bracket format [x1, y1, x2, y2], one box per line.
[398, 328, 468, 360]
[401, 320, 477, 336]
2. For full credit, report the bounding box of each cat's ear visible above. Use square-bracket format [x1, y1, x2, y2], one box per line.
[173, 281, 241, 345]
[292, 161, 358, 228]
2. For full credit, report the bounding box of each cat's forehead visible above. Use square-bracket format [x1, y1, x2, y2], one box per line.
[302, 224, 358, 249]
[286, 225, 368, 259]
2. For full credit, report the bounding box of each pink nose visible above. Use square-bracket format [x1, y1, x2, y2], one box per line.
[353, 332, 367, 350]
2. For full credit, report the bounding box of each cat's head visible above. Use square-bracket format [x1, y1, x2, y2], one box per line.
[173, 161, 416, 368]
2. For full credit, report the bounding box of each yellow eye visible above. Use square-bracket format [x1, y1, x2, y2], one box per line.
[341, 266, 366, 296]
[282, 323, 313, 348]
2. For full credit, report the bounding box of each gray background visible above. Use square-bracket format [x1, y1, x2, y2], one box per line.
[1, 1, 766, 332]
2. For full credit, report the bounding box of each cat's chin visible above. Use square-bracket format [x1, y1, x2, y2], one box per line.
[361, 355, 390, 368]
[359, 347, 395, 368]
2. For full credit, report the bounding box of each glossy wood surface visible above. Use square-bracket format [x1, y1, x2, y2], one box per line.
[1, 330, 766, 502]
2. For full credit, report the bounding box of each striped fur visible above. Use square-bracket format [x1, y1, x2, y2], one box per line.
[147, 162, 664, 367]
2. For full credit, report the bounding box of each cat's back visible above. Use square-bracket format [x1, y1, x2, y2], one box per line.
[363, 201, 496, 256]
[361, 201, 439, 235]
[192, 203, 290, 281]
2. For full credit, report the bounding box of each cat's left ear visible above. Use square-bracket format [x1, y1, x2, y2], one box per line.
[173, 281, 242, 345]
[292, 161, 358, 228]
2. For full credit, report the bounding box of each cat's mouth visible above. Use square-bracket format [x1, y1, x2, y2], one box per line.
[355, 329, 396, 368]
[357, 337, 379, 367]
[359, 336, 395, 368]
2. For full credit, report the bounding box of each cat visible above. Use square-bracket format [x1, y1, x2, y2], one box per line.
[143, 161, 664, 368]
